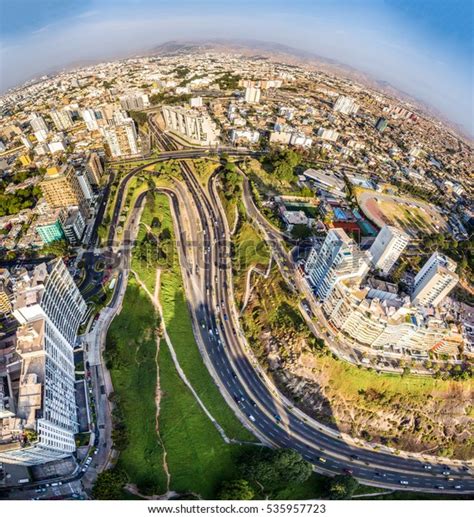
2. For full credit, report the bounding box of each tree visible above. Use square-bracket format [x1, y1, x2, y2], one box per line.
[92, 469, 127, 500]
[218, 479, 255, 500]
[291, 224, 312, 240]
[327, 475, 359, 500]
[239, 448, 312, 490]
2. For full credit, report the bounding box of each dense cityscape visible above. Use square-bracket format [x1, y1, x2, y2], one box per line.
[0, 41, 472, 503]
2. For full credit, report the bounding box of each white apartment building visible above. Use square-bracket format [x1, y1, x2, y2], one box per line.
[412, 252, 459, 307]
[81, 108, 100, 131]
[103, 117, 139, 158]
[162, 105, 219, 146]
[0, 260, 87, 465]
[317, 128, 339, 142]
[244, 86, 261, 104]
[190, 97, 203, 108]
[369, 225, 409, 275]
[50, 108, 74, 131]
[323, 282, 463, 355]
[333, 95, 359, 115]
[305, 229, 370, 300]
[29, 114, 48, 133]
[119, 93, 150, 111]
[230, 129, 260, 144]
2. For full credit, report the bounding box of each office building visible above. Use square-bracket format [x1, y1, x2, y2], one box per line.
[369, 225, 409, 275]
[162, 106, 219, 146]
[50, 109, 74, 131]
[103, 117, 139, 158]
[375, 117, 388, 132]
[305, 228, 370, 300]
[412, 252, 459, 307]
[333, 95, 359, 115]
[244, 86, 261, 104]
[40, 165, 85, 209]
[85, 152, 104, 186]
[0, 260, 87, 465]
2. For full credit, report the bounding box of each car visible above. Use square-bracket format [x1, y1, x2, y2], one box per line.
[435, 486, 445, 490]
[423, 465, 432, 470]
[82, 467, 87, 472]
[399, 480, 409, 485]
[442, 470, 451, 476]
[446, 477, 454, 481]
[343, 469, 353, 475]
[374, 472, 386, 477]
[349, 454, 359, 461]
[454, 485, 462, 489]
[248, 415, 256, 422]
[318, 457, 327, 463]
[93, 449, 98, 455]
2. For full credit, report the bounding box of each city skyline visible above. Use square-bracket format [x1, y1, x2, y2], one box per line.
[0, 0, 473, 136]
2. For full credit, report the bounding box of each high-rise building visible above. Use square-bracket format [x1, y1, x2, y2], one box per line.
[333, 95, 359, 115]
[162, 106, 219, 146]
[59, 209, 85, 245]
[411, 252, 458, 307]
[369, 225, 409, 275]
[0, 260, 87, 465]
[50, 108, 74, 131]
[75, 170, 94, 201]
[244, 86, 261, 104]
[81, 108, 100, 131]
[375, 117, 388, 132]
[305, 228, 370, 300]
[85, 152, 104, 186]
[29, 114, 48, 133]
[40, 165, 85, 209]
[119, 93, 150, 111]
[103, 117, 139, 158]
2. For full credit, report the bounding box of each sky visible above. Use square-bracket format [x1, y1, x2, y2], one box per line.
[0, 0, 472, 135]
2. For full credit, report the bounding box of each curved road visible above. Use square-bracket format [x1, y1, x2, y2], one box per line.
[148, 125, 473, 494]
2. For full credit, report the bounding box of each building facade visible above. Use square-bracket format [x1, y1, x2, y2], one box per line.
[162, 105, 219, 146]
[369, 225, 409, 275]
[305, 229, 370, 300]
[0, 260, 87, 465]
[40, 165, 85, 209]
[412, 252, 459, 307]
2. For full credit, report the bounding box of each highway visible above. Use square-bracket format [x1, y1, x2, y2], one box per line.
[147, 123, 474, 494]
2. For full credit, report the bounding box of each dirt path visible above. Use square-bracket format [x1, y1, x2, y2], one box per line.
[131, 269, 171, 493]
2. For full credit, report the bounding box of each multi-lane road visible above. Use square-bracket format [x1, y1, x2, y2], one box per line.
[147, 123, 473, 494]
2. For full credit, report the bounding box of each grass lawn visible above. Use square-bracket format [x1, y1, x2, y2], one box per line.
[159, 340, 255, 497]
[106, 278, 167, 495]
[156, 190, 256, 442]
[232, 220, 271, 307]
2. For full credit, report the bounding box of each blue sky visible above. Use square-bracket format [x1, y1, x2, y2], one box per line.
[0, 0, 472, 135]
